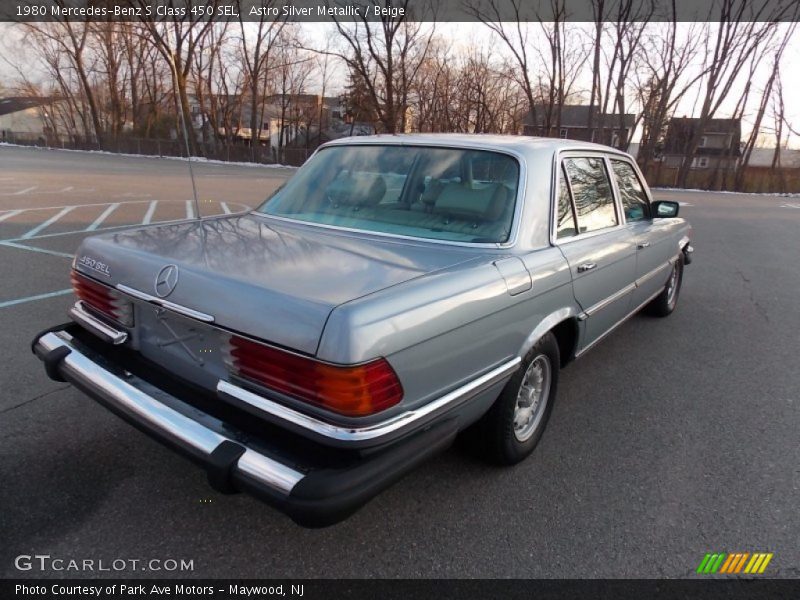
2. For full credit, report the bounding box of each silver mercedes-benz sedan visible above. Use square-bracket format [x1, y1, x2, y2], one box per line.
[33, 134, 693, 527]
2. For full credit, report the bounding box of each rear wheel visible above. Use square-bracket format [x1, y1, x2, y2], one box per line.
[646, 255, 684, 317]
[478, 332, 559, 465]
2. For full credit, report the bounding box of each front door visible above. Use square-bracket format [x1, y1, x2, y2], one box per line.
[608, 158, 676, 307]
[555, 156, 637, 350]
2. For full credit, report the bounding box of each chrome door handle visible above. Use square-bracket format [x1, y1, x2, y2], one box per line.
[637, 241, 651, 249]
[577, 262, 597, 273]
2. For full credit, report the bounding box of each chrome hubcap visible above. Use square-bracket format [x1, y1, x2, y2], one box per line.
[666, 264, 679, 306]
[513, 355, 551, 442]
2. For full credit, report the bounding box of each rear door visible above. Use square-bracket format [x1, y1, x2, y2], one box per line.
[608, 158, 675, 307]
[555, 154, 637, 349]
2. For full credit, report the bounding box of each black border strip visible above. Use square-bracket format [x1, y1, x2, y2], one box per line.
[2, 0, 800, 23]
[3, 579, 800, 599]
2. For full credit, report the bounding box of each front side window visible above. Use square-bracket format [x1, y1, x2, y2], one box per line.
[258, 145, 520, 244]
[563, 157, 618, 233]
[611, 159, 649, 222]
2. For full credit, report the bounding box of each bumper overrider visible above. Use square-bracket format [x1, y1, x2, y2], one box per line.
[32, 323, 516, 527]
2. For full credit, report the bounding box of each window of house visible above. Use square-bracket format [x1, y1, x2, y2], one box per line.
[699, 136, 707, 148]
[611, 159, 649, 222]
[563, 157, 618, 233]
[611, 132, 619, 148]
[556, 164, 578, 239]
[559, 129, 568, 139]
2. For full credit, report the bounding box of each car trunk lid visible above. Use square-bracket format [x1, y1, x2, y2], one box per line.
[73, 214, 479, 356]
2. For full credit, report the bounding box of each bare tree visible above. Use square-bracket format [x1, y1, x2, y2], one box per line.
[535, 3, 588, 134]
[237, 1, 286, 160]
[673, 0, 785, 188]
[318, 1, 435, 133]
[275, 34, 314, 162]
[733, 23, 797, 191]
[20, 15, 105, 146]
[133, 0, 219, 155]
[467, 0, 542, 129]
[633, 17, 709, 176]
[598, 2, 654, 149]
[90, 21, 128, 144]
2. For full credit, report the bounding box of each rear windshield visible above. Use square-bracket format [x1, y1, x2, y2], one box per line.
[257, 145, 520, 243]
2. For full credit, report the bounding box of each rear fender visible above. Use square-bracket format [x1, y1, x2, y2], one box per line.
[517, 307, 580, 362]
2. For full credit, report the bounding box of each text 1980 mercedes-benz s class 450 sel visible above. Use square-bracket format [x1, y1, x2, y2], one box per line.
[33, 134, 693, 527]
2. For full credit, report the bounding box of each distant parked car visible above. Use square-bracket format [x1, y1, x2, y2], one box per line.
[33, 134, 693, 527]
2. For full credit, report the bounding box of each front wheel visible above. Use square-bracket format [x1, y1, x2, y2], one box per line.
[646, 255, 684, 317]
[479, 332, 560, 465]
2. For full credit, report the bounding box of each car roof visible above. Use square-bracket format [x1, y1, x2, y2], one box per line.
[321, 133, 625, 156]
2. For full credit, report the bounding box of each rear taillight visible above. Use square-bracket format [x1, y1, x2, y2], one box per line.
[71, 270, 133, 327]
[223, 335, 403, 417]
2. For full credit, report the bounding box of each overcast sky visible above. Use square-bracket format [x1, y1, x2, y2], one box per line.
[1, 21, 798, 148]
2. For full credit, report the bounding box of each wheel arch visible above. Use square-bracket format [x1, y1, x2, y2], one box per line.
[517, 307, 580, 369]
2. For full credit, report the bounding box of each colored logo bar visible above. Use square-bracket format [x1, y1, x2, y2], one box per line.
[696, 552, 773, 574]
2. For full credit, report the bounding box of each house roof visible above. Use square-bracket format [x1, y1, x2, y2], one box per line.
[663, 117, 742, 156]
[668, 117, 741, 134]
[524, 104, 636, 129]
[0, 96, 53, 117]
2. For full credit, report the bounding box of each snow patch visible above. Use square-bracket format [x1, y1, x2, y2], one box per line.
[0, 142, 298, 170]
[652, 186, 799, 197]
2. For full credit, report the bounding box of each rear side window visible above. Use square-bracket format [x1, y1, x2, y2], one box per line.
[563, 157, 618, 233]
[611, 159, 650, 222]
[556, 164, 577, 239]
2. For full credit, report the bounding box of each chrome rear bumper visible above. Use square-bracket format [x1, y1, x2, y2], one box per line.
[35, 329, 303, 494]
[68, 301, 128, 345]
[32, 325, 459, 527]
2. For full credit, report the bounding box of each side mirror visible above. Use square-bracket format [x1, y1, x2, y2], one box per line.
[652, 200, 679, 218]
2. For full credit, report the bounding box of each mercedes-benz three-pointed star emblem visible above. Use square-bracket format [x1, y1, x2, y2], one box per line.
[154, 264, 179, 298]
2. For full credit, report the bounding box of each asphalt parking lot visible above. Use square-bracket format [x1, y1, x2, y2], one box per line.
[0, 145, 798, 579]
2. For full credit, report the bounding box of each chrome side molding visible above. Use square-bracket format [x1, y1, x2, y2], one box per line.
[217, 357, 522, 444]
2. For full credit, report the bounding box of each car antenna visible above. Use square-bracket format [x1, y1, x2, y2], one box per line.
[166, 49, 201, 221]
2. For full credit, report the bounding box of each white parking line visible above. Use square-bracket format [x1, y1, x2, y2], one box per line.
[780, 202, 800, 209]
[2, 216, 188, 243]
[0, 200, 151, 213]
[0, 288, 72, 309]
[0, 186, 37, 196]
[34, 186, 80, 195]
[220, 202, 232, 214]
[20, 206, 76, 239]
[115, 192, 152, 198]
[86, 203, 120, 231]
[142, 200, 158, 224]
[186, 200, 195, 219]
[0, 240, 73, 258]
[15, 186, 37, 195]
[0, 209, 23, 223]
